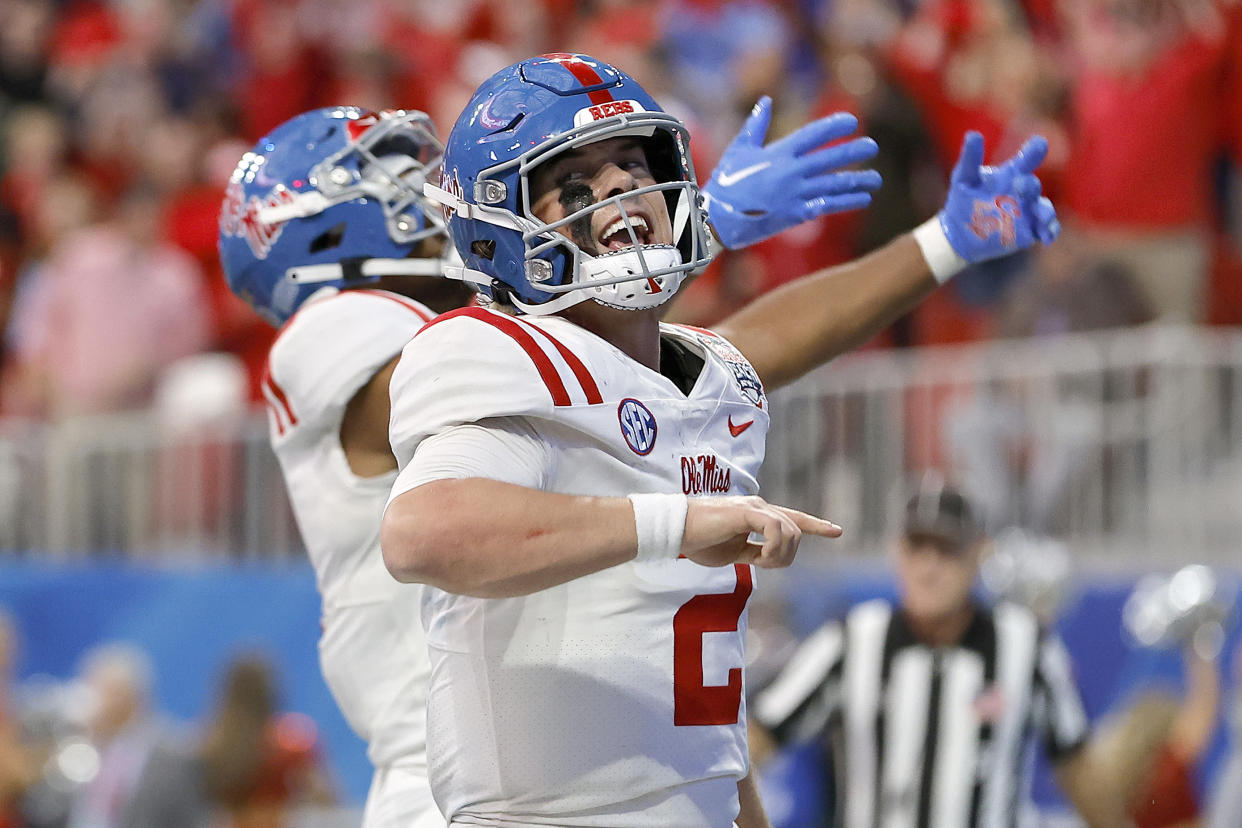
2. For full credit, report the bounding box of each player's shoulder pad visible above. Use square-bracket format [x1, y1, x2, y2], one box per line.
[389, 307, 602, 463]
[265, 289, 435, 432]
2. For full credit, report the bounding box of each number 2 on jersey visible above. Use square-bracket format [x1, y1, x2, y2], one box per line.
[672, 564, 753, 726]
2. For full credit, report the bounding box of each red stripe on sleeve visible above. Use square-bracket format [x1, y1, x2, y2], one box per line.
[540, 53, 615, 106]
[262, 395, 285, 436]
[510, 317, 603, 405]
[264, 373, 299, 427]
[417, 308, 572, 406]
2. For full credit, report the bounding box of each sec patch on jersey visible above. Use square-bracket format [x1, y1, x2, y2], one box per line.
[618, 398, 658, 455]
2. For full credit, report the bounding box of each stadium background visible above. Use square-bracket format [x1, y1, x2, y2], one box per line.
[0, 0, 1240, 824]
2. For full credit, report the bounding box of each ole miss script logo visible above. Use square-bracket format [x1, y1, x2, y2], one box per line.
[220, 179, 295, 260]
[681, 454, 731, 495]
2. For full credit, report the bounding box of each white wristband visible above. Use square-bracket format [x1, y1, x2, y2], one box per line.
[913, 215, 968, 284]
[628, 493, 689, 563]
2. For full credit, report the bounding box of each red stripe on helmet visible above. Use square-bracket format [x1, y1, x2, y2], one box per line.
[540, 53, 615, 106]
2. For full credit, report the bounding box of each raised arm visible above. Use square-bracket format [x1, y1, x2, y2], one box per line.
[715, 131, 1060, 390]
[713, 233, 934, 390]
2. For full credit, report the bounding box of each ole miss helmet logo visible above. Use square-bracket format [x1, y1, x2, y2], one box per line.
[618, 398, 657, 455]
[219, 180, 296, 260]
[438, 168, 465, 221]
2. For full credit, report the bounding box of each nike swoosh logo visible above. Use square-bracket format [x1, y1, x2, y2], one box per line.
[715, 161, 772, 188]
[728, 416, 754, 438]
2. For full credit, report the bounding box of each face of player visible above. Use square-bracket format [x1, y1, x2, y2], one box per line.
[894, 533, 980, 626]
[529, 137, 674, 256]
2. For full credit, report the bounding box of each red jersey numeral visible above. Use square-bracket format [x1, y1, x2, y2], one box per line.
[672, 564, 753, 726]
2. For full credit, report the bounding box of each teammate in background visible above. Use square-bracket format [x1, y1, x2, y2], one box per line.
[751, 480, 1126, 828]
[217, 98, 882, 827]
[381, 53, 1061, 827]
[219, 106, 469, 828]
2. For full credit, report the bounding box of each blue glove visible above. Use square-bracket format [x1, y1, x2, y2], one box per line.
[937, 131, 1061, 264]
[702, 96, 882, 250]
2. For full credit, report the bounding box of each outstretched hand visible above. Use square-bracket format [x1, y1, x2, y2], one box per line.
[703, 96, 882, 251]
[937, 131, 1061, 264]
[681, 495, 842, 570]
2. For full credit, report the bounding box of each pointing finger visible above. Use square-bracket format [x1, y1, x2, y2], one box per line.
[777, 506, 843, 538]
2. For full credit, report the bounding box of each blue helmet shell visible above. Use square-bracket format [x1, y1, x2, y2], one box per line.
[438, 54, 712, 311]
[219, 106, 447, 326]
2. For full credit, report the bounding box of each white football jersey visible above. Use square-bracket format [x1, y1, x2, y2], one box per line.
[388, 307, 770, 827]
[263, 288, 436, 787]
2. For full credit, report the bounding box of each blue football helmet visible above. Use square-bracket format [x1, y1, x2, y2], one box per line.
[427, 54, 714, 315]
[219, 106, 452, 326]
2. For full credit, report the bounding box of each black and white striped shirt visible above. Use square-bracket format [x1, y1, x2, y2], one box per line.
[753, 599, 1089, 828]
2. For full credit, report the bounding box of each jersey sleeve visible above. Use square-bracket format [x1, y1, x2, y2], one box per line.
[1032, 628, 1091, 761]
[388, 308, 564, 469]
[752, 620, 845, 746]
[263, 290, 433, 439]
[387, 418, 550, 507]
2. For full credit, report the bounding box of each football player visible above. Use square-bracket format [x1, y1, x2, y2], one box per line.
[382, 53, 1060, 827]
[217, 98, 881, 827]
[218, 106, 467, 828]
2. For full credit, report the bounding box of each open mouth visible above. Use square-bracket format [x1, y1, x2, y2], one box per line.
[597, 213, 652, 252]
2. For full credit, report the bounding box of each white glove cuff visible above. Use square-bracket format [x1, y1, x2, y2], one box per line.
[628, 493, 689, 563]
[913, 215, 968, 284]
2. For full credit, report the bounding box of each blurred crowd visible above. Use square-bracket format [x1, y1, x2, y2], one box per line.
[0, 0, 1239, 421]
[0, 615, 334, 828]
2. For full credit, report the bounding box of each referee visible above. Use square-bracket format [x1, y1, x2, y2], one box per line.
[752, 480, 1125, 828]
